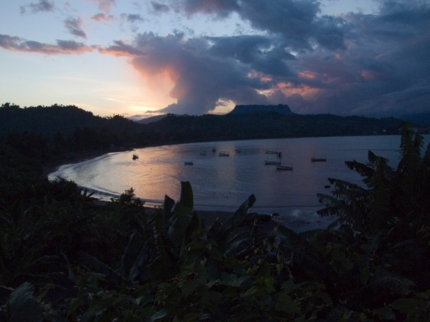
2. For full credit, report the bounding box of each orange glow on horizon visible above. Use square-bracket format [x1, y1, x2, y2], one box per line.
[99, 48, 137, 57]
[121, 60, 178, 112]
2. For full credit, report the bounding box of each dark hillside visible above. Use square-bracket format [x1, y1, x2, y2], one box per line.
[145, 112, 404, 143]
[0, 103, 142, 137]
[228, 104, 294, 115]
[1, 103, 407, 153]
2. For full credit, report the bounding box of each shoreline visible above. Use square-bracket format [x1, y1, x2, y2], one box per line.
[43, 146, 137, 177]
[43, 147, 250, 228]
[43, 146, 335, 233]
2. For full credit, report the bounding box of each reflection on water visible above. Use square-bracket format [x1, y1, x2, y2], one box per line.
[49, 135, 430, 219]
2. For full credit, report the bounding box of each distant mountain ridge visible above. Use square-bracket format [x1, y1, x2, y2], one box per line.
[228, 104, 294, 115]
[136, 114, 170, 124]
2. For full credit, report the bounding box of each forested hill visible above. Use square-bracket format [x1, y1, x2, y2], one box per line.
[143, 112, 404, 143]
[0, 103, 408, 149]
[0, 103, 141, 137]
[228, 104, 294, 115]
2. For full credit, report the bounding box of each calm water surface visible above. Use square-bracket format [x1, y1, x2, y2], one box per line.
[49, 135, 429, 229]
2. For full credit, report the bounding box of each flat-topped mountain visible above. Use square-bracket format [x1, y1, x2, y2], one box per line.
[228, 104, 294, 115]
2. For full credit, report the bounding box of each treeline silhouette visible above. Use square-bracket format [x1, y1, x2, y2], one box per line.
[0, 103, 407, 163]
[1, 103, 150, 163]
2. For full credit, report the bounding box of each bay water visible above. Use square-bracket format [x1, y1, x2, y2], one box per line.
[49, 135, 430, 231]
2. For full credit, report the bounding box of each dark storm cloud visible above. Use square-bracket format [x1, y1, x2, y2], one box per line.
[378, 0, 430, 24]
[179, 0, 346, 51]
[151, 1, 170, 14]
[237, 0, 325, 48]
[96, 0, 430, 117]
[180, 0, 240, 18]
[354, 83, 430, 117]
[335, 0, 430, 116]
[0, 34, 95, 54]
[64, 17, 87, 39]
[207, 35, 296, 77]
[106, 32, 276, 114]
[20, 0, 55, 14]
[313, 15, 346, 50]
[122, 14, 144, 23]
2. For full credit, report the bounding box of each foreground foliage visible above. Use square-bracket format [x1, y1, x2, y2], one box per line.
[0, 123, 429, 321]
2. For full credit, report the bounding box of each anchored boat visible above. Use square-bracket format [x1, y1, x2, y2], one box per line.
[276, 164, 293, 171]
[311, 157, 327, 162]
[265, 160, 281, 165]
[219, 151, 229, 157]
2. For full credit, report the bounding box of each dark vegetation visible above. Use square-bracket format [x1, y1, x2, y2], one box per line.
[227, 104, 295, 115]
[145, 112, 404, 144]
[1, 103, 430, 320]
[0, 103, 408, 157]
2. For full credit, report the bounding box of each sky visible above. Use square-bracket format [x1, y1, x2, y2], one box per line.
[0, 0, 429, 119]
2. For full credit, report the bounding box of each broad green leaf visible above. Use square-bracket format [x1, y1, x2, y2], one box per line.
[119, 231, 144, 280]
[8, 282, 43, 322]
[275, 291, 299, 313]
[390, 298, 422, 313]
[374, 307, 396, 320]
[129, 241, 151, 282]
[163, 194, 175, 226]
[79, 251, 123, 284]
[179, 181, 194, 210]
[149, 309, 168, 321]
[181, 279, 195, 297]
[168, 203, 193, 245]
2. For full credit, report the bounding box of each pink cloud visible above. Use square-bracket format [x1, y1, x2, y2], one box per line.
[99, 40, 144, 57]
[86, 0, 116, 13]
[91, 13, 115, 22]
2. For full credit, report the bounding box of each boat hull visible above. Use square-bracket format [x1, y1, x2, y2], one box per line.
[265, 161, 281, 165]
[276, 165, 293, 170]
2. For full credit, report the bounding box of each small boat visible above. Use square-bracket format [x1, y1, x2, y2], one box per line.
[212, 148, 216, 152]
[235, 149, 242, 153]
[277, 165, 293, 171]
[184, 161, 193, 165]
[311, 157, 327, 162]
[265, 160, 281, 165]
[132, 154, 139, 160]
[199, 151, 206, 156]
[219, 151, 229, 157]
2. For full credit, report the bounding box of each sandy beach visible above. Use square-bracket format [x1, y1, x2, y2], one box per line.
[43, 146, 135, 177]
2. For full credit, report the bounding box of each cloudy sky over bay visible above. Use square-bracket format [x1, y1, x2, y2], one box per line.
[0, 0, 429, 119]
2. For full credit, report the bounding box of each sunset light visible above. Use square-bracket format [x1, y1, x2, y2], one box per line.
[0, 0, 429, 119]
